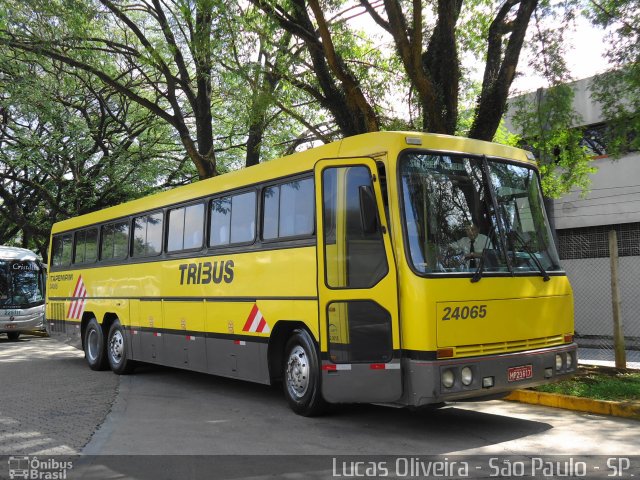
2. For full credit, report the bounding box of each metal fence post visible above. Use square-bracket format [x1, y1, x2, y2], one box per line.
[609, 230, 626, 368]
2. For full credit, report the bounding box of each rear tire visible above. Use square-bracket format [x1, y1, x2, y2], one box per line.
[107, 320, 135, 374]
[7, 332, 20, 341]
[282, 329, 326, 416]
[84, 317, 108, 371]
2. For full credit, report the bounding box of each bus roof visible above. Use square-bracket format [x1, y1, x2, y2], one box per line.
[51, 131, 535, 234]
[0, 246, 39, 262]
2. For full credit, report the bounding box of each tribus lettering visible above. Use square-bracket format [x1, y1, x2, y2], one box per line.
[179, 260, 234, 285]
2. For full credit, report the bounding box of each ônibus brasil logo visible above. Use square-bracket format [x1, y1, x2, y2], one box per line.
[8, 456, 73, 479]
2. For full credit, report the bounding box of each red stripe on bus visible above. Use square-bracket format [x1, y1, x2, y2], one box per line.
[243, 304, 259, 331]
[257, 317, 267, 333]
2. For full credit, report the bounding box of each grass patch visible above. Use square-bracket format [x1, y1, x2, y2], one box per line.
[535, 366, 640, 402]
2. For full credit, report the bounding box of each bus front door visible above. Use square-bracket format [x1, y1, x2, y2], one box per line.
[315, 158, 402, 404]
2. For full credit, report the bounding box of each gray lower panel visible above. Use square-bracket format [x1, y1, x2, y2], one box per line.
[125, 329, 271, 384]
[205, 337, 270, 384]
[400, 343, 578, 407]
[321, 360, 402, 404]
[48, 322, 82, 350]
[137, 331, 163, 364]
[53, 318, 271, 384]
[163, 333, 207, 373]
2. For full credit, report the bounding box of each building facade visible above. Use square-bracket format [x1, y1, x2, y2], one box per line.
[506, 75, 640, 363]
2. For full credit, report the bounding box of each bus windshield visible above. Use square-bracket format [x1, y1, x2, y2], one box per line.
[0, 260, 44, 308]
[400, 152, 561, 275]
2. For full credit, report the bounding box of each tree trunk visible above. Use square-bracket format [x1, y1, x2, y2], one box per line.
[421, 0, 462, 134]
[468, 0, 538, 141]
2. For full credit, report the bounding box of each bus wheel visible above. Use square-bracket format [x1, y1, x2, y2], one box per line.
[107, 320, 135, 375]
[283, 329, 326, 416]
[84, 318, 108, 371]
[7, 332, 20, 341]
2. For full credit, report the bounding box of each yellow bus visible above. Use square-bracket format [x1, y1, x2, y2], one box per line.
[46, 131, 576, 415]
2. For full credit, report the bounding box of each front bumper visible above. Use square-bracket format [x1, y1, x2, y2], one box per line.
[400, 343, 577, 407]
[1, 314, 45, 333]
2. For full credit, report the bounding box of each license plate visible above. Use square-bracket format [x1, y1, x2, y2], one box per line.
[508, 364, 533, 382]
[4, 324, 17, 329]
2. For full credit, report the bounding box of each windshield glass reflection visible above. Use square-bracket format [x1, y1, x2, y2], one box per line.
[0, 261, 44, 307]
[400, 152, 561, 276]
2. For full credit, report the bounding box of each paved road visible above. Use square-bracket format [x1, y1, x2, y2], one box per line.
[0, 335, 118, 455]
[1, 336, 639, 479]
[83, 362, 639, 456]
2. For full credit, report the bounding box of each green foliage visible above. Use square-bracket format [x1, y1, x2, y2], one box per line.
[492, 119, 521, 147]
[0, 53, 195, 257]
[586, 0, 640, 156]
[526, 0, 581, 84]
[536, 367, 640, 402]
[1, 0, 637, 233]
[509, 84, 596, 198]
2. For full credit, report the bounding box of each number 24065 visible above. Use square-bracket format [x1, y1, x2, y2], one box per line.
[442, 305, 487, 321]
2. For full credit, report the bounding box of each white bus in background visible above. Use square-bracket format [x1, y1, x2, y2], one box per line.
[0, 246, 46, 341]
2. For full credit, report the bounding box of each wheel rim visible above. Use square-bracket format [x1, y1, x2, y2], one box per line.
[87, 329, 99, 362]
[109, 329, 124, 364]
[286, 345, 310, 399]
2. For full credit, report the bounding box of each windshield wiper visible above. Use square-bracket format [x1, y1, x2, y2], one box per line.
[508, 230, 550, 281]
[470, 222, 496, 283]
[470, 244, 489, 283]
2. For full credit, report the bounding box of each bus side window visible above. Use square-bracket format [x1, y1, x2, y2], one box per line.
[262, 187, 279, 240]
[52, 234, 73, 267]
[230, 192, 256, 244]
[262, 178, 314, 240]
[74, 228, 98, 264]
[167, 203, 204, 252]
[209, 191, 256, 247]
[101, 221, 129, 261]
[132, 212, 163, 257]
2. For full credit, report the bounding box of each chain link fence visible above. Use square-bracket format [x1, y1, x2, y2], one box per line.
[557, 222, 640, 369]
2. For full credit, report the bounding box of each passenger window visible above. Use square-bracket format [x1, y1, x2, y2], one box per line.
[262, 187, 279, 240]
[74, 228, 98, 264]
[209, 192, 256, 247]
[168, 204, 204, 252]
[210, 197, 232, 246]
[101, 221, 129, 260]
[51, 234, 73, 267]
[132, 212, 163, 257]
[262, 178, 314, 240]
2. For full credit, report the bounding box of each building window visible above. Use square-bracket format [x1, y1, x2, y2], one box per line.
[557, 222, 640, 259]
[580, 123, 608, 157]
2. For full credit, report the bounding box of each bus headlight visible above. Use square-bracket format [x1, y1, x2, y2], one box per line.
[461, 367, 473, 386]
[566, 353, 573, 369]
[442, 369, 455, 388]
[555, 354, 563, 371]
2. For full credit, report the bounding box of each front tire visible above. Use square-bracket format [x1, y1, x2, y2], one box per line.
[107, 320, 135, 374]
[282, 329, 326, 416]
[7, 332, 20, 341]
[84, 317, 108, 371]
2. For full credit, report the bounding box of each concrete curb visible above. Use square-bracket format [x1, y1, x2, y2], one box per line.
[504, 390, 640, 420]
